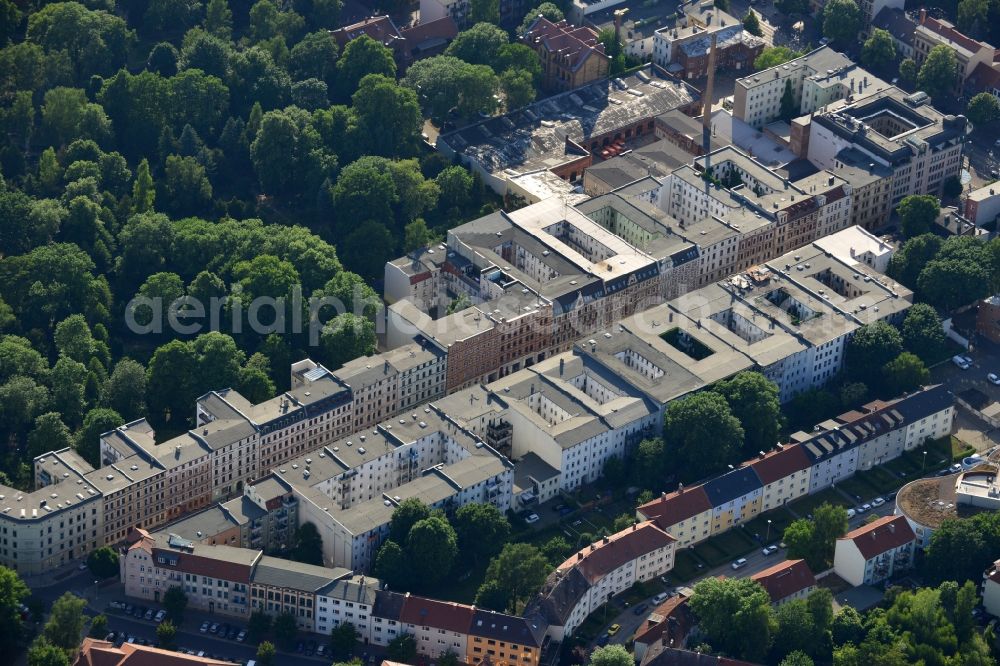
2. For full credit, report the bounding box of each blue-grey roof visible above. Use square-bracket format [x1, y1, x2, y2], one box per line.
[702, 467, 762, 508]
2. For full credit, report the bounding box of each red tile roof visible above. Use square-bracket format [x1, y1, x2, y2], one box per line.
[969, 62, 1000, 92]
[750, 559, 816, 603]
[920, 14, 992, 55]
[399, 17, 458, 47]
[400, 593, 475, 635]
[637, 486, 713, 529]
[329, 15, 403, 49]
[523, 18, 608, 72]
[558, 521, 675, 584]
[839, 515, 915, 561]
[74, 638, 236, 666]
[633, 594, 693, 647]
[742, 445, 812, 485]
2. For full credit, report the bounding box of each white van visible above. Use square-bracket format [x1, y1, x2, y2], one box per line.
[652, 592, 669, 605]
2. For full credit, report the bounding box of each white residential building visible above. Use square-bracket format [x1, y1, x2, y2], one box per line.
[833, 515, 916, 586]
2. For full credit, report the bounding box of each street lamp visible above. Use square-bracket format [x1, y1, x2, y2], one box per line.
[94, 580, 99, 605]
[922, 450, 927, 473]
[766, 519, 772, 544]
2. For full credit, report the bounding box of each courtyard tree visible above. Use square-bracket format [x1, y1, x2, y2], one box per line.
[897, 194, 940, 238]
[861, 29, 896, 72]
[663, 393, 744, 477]
[917, 45, 958, 100]
[822, 0, 861, 46]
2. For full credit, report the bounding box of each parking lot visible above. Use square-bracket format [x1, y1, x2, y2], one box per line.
[96, 601, 343, 666]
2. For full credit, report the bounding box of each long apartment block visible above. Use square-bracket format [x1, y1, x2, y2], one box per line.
[524, 521, 677, 641]
[122, 528, 544, 666]
[734, 46, 966, 215]
[635, 384, 954, 548]
[156, 401, 514, 573]
[385, 161, 888, 397]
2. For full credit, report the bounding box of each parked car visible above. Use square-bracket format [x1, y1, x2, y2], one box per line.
[953, 355, 972, 370]
[295, 641, 305, 653]
[846, 508, 856, 518]
[596, 635, 609, 647]
[872, 497, 886, 507]
[855, 504, 867, 513]
[236, 630, 247, 642]
[989, 373, 1000, 386]
[306, 640, 317, 656]
[607, 623, 621, 636]
[124, 604, 133, 615]
[652, 592, 669, 605]
[861, 503, 872, 512]
[133, 606, 145, 619]
[144, 608, 154, 621]
[154, 610, 166, 623]
[731, 558, 748, 570]
[632, 603, 648, 616]
[316, 644, 327, 657]
[209, 623, 219, 634]
[200, 621, 210, 633]
[109, 601, 126, 610]
[524, 513, 540, 524]
[762, 545, 778, 556]
[950, 463, 963, 473]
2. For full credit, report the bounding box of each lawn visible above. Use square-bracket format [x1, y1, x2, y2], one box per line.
[671, 550, 704, 582]
[619, 580, 665, 607]
[790, 487, 852, 516]
[742, 508, 796, 545]
[575, 603, 615, 641]
[885, 452, 923, 478]
[692, 540, 729, 568]
[694, 529, 756, 566]
[859, 466, 905, 494]
[437, 558, 490, 604]
[951, 436, 976, 463]
[836, 474, 879, 503]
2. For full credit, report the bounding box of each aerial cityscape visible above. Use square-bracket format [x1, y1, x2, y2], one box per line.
[4, 0, 1000, 664]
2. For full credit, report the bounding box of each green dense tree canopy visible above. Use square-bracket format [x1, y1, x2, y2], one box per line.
[44, 592, 87, 651]
[664, 392, 744, 478]
[754, 46, 801, 70]
[713, 371, 783, 459]
[689, 577, 775, 662]
[0, 566, 30, 654]
[860, 28, 895, 72]
[475, 542, 549, 613]
[822, 0, 861, 45]
[406, 516, 458, 588]
[897, 194, 940, 239]
[967, 91, 1000, 125]
[917, 45, 959, 100]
